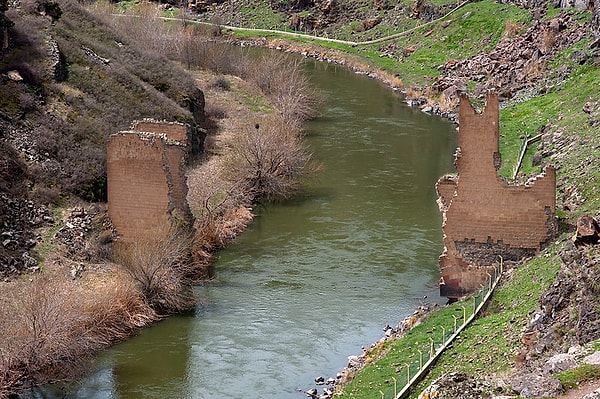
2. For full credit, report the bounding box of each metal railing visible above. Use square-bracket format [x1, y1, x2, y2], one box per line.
[374, 258, 503, 399]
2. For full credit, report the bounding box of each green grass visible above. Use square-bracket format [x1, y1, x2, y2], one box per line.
[555, 364, 600, 390]
[337, 246, 562, 399]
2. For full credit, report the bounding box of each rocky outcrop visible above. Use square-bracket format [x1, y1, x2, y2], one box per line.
[572, 215, 600, 246]
[0, 194, 51, 276]
[516, 241, 600, 369]
[435, 12, 589, 102]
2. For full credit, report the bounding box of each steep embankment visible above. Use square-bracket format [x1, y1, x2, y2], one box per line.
[192, 0, 600, 397]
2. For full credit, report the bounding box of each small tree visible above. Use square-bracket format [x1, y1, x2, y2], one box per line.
[223, 116, 313, 201]
[112, 223, 197, 314]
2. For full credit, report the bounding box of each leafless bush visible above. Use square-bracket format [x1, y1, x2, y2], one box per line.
[0, 270, 159, 395]
[209, 75, 231, 91]
[0, 277, 92, 392]
[104, 2, 179, 56]
[188, 167, 250, 250]
[81, 270, 159, 347]
[221, 116, 313, 201]
[503, 20, 520, 38]
[112, 224, 198, 314]
[541, 28, 557, 53]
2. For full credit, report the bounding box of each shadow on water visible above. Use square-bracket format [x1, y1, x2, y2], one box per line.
[27, 57, 457, 399]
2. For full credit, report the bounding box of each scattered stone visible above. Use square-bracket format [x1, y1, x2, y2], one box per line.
[542, 353, 577, 375]
[510, 373, 563, 398]
[583, 388, 600, 399]
[440, 19, 452, 28]
[7, 70, 23, 81]
[314, 376, 325, 385]
[419, 372, 490, 399]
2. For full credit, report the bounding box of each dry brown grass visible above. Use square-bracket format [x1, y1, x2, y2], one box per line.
[503, 20, 521, 38]
[0, 269, 157, 395]
[541, 28, 557, 53]
[405, 86, 424, 100]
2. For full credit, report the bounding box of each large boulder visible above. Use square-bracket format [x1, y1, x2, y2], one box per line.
[572, 215, 600, 246]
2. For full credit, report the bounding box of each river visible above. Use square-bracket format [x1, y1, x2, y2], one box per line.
[29, 60, 457, 399]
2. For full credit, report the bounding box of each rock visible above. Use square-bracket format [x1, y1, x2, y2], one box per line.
[583, 351, 600, 365]
[542, 353, 577, 375]
[347, 355, 362, 368]
[583, 388, 600, 399]
[440, 20, 452, 28]
[510, 373, 562, 398]
[305, 388, 318, 398]
[315, 376, 325, 385]
[572, 215, 600, 246]
[7, 70, 23, 81]
[419, 372, 488, 399]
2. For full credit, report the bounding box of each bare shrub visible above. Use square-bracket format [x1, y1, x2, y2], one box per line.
[503, 20, 520, 38]
[541, 28, 557, 53]
[188, 168, 250, 250]
[209, 75, 231, 91]
[236, 53, 321, 126]
[0, 277, 92, 391]
[112, 224, 198, 314]
[205, 101, 227, 120]
[81, 270, 159, 347]
[0, 269, 160, 395]
[222, 116, 313, 201]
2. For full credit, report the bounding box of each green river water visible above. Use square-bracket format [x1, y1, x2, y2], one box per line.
[29, 59, 457, 399]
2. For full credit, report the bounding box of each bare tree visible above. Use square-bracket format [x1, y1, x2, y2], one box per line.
[222, 116, 314, 201]
[112, 224, 197, 314]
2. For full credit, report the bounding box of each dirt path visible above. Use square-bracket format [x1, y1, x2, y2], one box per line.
[558, 380, 600, 399]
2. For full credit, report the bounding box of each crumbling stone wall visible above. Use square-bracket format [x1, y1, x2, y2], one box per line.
[437, 93, 557, 298]
[107, 120, 194, 240]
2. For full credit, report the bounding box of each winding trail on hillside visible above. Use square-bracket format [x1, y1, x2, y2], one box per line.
[161, 0, 469, 46]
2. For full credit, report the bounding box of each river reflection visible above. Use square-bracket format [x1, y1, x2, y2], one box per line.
[28, 59, 457, 399]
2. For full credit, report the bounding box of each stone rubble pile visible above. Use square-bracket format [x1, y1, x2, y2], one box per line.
[0, 194, 52, 276]
[54, 204, 115, 263]
[434, 13, 590, 103]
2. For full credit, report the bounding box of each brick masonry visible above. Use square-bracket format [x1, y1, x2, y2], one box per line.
[107, 119, 194, 241]
[436, 93, 557, 298]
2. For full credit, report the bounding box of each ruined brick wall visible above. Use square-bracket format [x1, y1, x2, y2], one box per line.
[437, 93, 557, 298]
[107, 120, 194, 240]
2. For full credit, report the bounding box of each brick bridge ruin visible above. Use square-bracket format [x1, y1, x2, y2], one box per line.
[436, 92, 557, 299]
[107, 119, 194, 241]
